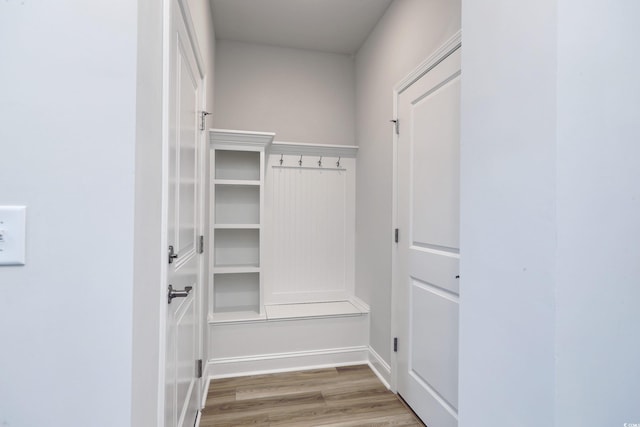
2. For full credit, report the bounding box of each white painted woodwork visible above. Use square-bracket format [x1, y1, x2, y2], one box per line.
[395, 46, 461, 427]
[209, 137, 362, 380]
[215, 150, 261, 180]
[369, 346, 393, 389]
[214, 185, 260, 225]
[213, 228, 259, 268]
[209, 129, 273, 321]
[208, 314, 369, 378]
[264, 152, 356, 304]
[264, 301, 364, 320]
[213, 272, 260, 313]
[165, 1, 203, 426]
[271, 141, 359, 158]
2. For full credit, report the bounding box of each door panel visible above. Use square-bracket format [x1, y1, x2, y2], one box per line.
[410, 281, 459, 408]
[178, 44, 198, 255]
[176, 297, 196, 415]
[409, 249, 459, 295]
[396, 47, 461, 427]
[411, 78, 460, 249]
[165, 1, 202, 426]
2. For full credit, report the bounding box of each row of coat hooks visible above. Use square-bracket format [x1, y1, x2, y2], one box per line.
[279, 154, 341, 168]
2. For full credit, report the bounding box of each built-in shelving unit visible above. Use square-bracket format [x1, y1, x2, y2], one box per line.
[209, 129, 274, 322]
[206, 136, 372, 378]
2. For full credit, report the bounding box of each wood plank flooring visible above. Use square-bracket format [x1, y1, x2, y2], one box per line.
[201, 365, 425, 427]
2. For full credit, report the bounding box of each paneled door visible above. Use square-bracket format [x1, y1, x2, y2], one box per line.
[395, 46, 461, 427]
[164, 1, 203, 426]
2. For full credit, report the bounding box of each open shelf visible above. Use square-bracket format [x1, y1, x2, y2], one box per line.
[215, 150, 260, 181]
[214, 228, 259, 267]
[214, 185, 260, 224]
[213, 272, 260, 314]
[214, 179, 261, 186]
[213, 265, 260, 274]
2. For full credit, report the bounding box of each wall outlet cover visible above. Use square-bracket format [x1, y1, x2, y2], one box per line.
[0, 206, 27, 266]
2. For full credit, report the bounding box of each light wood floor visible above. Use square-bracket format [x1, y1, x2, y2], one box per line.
[200, 365, 425, 427]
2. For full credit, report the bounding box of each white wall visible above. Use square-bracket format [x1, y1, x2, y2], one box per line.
[132, 0, 164, 425]
[460, 0, 640, 425]
[0, 1, 138, 425]
[354, 0, 461, 366]
[459, 1, 557, 424]
[213, 40, 355, 146]
[555, 0, 640, 424]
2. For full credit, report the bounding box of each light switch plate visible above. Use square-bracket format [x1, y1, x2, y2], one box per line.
[0, 206, 26, 266]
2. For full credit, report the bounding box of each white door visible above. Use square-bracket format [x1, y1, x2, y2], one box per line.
[164, 1, 203, 426]
[395, 46, 461, 427]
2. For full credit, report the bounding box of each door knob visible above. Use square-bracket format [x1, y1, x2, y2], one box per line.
[168, 284, 192, 304]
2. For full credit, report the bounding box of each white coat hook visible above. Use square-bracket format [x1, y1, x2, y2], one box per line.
[318, 156, 322, 167]
[279, 154, 283, 165]
[336, 157, 341, 168]
[299, 155, 303, 166]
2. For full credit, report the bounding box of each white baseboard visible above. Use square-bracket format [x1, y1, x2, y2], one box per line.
[200, 375, 211, 409]
[208, 345, 369, 379]
[367, 346, 392, 389]
[205, 345, 393, 387]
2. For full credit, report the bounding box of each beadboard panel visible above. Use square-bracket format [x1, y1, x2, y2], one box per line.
[264, 154, 356, 304]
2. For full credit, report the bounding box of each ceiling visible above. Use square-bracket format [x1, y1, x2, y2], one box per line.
[210, 0, 393, 55]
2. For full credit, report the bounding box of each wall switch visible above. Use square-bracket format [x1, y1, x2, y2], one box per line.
[0, 206, 26, 266]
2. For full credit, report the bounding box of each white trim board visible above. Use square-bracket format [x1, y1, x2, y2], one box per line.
[176, 0, 205, 77]
[203, 346, 391, 389]
[394, 30, 462, 94]
[368, 346, 392, 389]
[208, 346, 370, 379]
[265, 301, 366, 320]
[208, 299, 369, 324]
[210, 128, 275, 149]
[272, 141, 358, 158]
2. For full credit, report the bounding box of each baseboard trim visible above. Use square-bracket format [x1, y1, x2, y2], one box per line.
[208, 345, 369, 379]
[204, 346, 393, 394]
[367, 346, 392, 389]
[200, 375, 211, 409]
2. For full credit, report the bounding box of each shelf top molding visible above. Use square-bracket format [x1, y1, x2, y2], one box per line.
[210, 128, 275, 149]
[272, 141, 358, 158]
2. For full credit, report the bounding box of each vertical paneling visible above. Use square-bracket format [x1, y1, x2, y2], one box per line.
[266, 155, 355, 304]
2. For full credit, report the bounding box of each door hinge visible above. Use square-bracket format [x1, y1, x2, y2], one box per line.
[168, 245, 178, 264]
[390, 119, 399, 135]
[196, 359, 203, 378]
[200, 111, 211, 131]
[198, 235, 205, 254]
[393, 337, 398, 353]
[395, 228, 399, 243]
